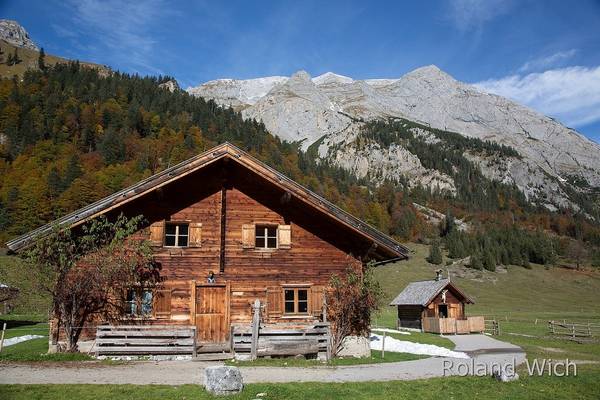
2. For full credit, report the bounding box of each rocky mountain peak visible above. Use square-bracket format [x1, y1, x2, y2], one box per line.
[313, 72, 354, 86]
[158, 80, 180, 92]
[290, 70, 312, 82]
[0, 19, 38, 51]
[187, 66, 600, 212]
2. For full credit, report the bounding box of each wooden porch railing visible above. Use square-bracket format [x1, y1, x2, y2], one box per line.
[422, 316, 485, 334]
[95, 325, 196, 356]
[231, 299, 331, 360]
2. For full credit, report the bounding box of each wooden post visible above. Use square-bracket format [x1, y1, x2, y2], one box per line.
[0, 322, 6, 353]
[250, 299, 260, 361]
[572, 324, 576, 338]
[192, 326, 197, 358]
[381, 331, 386, 359]
[322, 292, 327, 323]
[190, 280, 197, 326]
[230, 325, 235, 356]
[326, 325, 332, 361]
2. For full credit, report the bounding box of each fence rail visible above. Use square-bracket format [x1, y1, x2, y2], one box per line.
[94, 325, 197, 356]
[548, 320, 600, 338]
[485, 319, 500, 335]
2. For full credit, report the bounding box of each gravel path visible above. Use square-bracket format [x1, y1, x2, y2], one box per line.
[0, 335, 524, 385]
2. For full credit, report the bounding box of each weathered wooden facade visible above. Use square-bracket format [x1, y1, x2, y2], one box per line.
[7, 143, 408, 354]
[390, 275, 483, 334]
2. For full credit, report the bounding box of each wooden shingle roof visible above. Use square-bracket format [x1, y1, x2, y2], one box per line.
[390, 278, 474, 306]
[6, 143, 409, 260]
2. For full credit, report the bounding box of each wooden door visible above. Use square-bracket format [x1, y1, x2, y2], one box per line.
[195, 284, 229, 343]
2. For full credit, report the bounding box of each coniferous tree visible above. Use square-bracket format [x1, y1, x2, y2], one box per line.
[38, 47, 46, 71]
[470, 252, 483, 270]
[64, 154, 83, 187]
[482, 248, 496, 272]
[47, 167, 63, 198]
[427, 241, 443, 265]
[12, 48, 20, 65]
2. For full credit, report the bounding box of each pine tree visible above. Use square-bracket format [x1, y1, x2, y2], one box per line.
[470, 253, 483, 270]
[64, 154, 83, 187]
[38, 47, 46, 71]
[47, 167, 63, 198]
[427, 241, 443, 265]
[483, 248, 496, 272]
[12, 48, 20, 65]
[440, 209, 456, 236]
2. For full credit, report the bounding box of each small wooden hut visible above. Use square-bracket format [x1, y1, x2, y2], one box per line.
[390, 273, 484, 334]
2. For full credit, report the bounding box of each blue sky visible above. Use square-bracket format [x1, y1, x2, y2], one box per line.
[2, 0, 600, 141]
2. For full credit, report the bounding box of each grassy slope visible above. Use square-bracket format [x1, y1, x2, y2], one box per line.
[373, 243, 600, 327]
[374, 243, 600, 366]
[0, 40, 108, 79]
[0, 254, 50, 314]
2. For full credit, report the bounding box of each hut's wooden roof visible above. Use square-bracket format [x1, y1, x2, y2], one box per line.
[390, 278, 474, 306]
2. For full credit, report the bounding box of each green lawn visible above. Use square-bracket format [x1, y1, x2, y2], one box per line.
[2, 371, 599, 400]
[0, 318, 92, 362]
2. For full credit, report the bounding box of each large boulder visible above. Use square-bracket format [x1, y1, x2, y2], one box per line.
[204, 366, 243, 395]
[336, 335, 371, 358]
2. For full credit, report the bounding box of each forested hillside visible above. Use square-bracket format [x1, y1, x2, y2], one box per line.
[0, 63, 599, 269]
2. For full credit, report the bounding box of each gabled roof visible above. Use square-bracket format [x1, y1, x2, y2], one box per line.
[6, 142, 409, 259]
[389, 278, 474, 306]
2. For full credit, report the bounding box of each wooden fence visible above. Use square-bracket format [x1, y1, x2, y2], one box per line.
[485, 319, 500, 335]
[231, 299, 331, 360]
[548, 320, 600, 338]
[422, 316, 485, 334]
[95, 325, 196, 356]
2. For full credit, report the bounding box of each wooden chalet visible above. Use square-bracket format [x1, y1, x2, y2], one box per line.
[7, 142, 408, 358]
[390, 273, 484, 334]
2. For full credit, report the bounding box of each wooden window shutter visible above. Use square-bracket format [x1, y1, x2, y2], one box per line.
[278, 225, 291, 249]
[153, 289, 171, 319]
[149, 220, 165, 246]
[189, 222, 202, 247]
[242, 224, 255, 248]
[311, 286, 324, 317]
[266, 288, 283, 318]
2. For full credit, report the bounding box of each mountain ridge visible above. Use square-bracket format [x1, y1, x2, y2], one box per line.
[187, 66, 600, 214]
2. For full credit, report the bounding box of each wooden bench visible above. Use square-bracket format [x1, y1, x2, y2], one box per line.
[95, 325, 196, 356]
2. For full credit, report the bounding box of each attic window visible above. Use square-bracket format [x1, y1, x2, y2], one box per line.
[165, 223, 189, 247]
[255, 225, 277, 249]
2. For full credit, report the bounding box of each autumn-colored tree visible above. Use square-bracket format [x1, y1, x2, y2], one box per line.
[24, 214, 160, 352]
[566, 240, 588, 271]
[326, 263, 382, 356]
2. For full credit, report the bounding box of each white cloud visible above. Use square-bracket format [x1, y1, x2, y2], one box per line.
[475, 66, 600, 127]
[446, 0, 513, 31]
[519, 49, 578, 73]
[58, 0, 172, 74]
